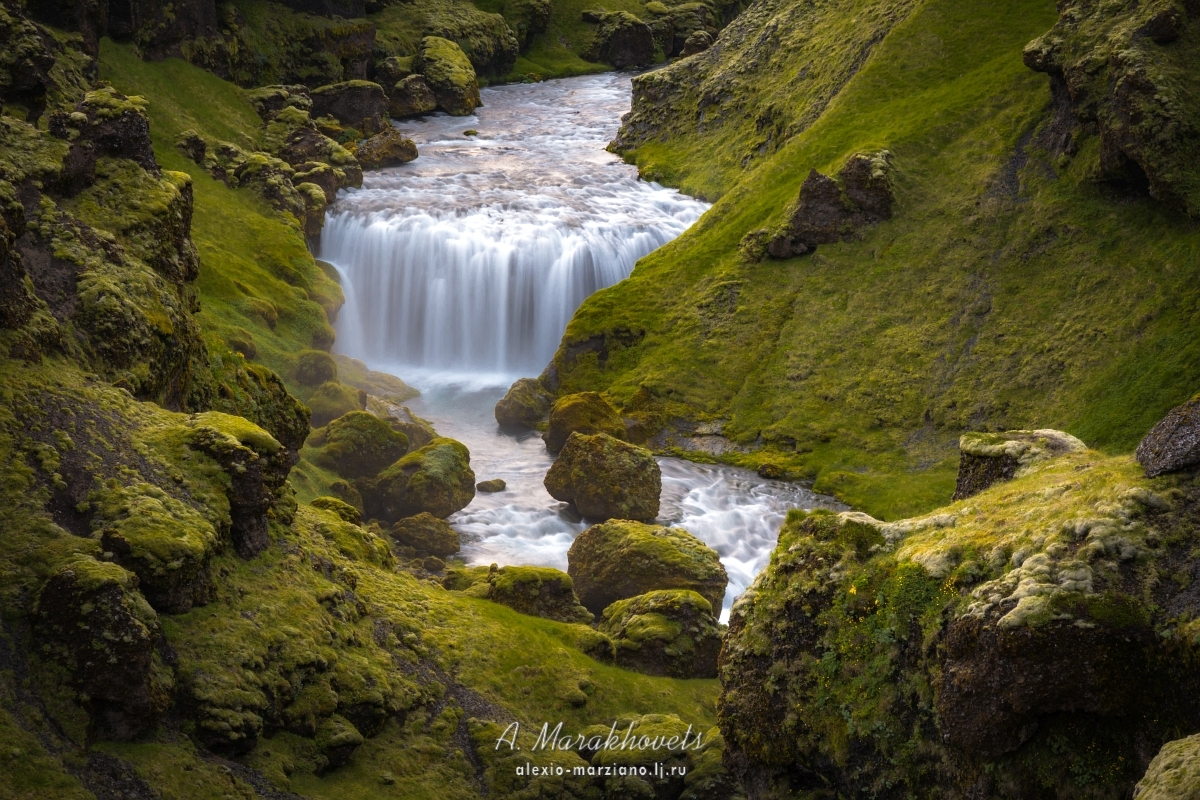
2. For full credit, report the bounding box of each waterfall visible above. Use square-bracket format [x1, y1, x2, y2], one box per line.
[316, 75, 709, 377]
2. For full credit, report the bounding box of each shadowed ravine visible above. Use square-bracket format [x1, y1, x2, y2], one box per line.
[320, 73, 845, 619]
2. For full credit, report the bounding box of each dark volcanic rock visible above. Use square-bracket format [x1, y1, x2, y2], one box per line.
[1137, 396, 1200, 478]
[34, 557, 171, 740]
[765, 151, 894, 259]
[388, 74, 438, 118]
[680, 29, 714, 57]
[355, 127, 417, 169]
[310, 81, 388, 136]
[544, 431, 660, 521]
[585, 11, 654, 70]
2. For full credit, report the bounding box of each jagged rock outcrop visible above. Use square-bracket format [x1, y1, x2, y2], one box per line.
[418, 3, 519, 79]
[953, 429, 1086, 500]
[1137, 395, 1200, 477]
[360, 437, 476, 522]
[567, 520, 727, 617]
[1024, 0, 1200, 216]
[680, 29, 713, 56]
[33, 557, 173, 740]
[543, 391, 626, 453]
[719, 443, 1200, 799]
[495, 376, 554, 429]
[583, 10, 654, 70]
[599, 589, 723, 678]
[355, 127, 418, 168]
[759, 150, 895, 259]
[544, 431, 661, 521]
[504, 0, 552, 48]
[418, 36, 481, 116]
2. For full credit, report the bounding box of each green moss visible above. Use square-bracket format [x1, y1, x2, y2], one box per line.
[418, 36, 481, 116]
[307, 382, 366, 428]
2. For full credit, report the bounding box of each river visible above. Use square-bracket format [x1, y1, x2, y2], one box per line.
[318, 73, 844, 620]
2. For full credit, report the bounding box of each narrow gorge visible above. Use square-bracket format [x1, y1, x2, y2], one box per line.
[0, 0, 1199, 799]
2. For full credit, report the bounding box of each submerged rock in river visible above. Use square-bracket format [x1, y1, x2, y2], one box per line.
[544, 431, 660, 521]
[355, 128, 418, 169]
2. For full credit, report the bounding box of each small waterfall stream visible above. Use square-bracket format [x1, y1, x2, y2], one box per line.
[319, 73, 845, 619]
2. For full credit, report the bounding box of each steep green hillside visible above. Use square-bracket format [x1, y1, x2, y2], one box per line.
[549, 0, 1200, 519]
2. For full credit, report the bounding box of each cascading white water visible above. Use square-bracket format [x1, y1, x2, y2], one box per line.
[319, 77, 707, 374]
[324, 73, 845, 620]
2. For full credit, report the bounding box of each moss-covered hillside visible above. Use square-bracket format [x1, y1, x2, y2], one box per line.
[0, 5, 734, 799]
[545, 0, 1200, 520]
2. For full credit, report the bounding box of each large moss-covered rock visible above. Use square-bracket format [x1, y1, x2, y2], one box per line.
[355, 127, 418, 169]
[567, 521, 727, 617]
[504, 0, 552, 48]
[308, 381, 367, 427]
[1135, 734, 1200, 800]
[457, 565, 593, 624]
[361, 437, 475, 523]
[544, 431, 661, 521]
[309, 80, 388, 136]
[719, 446, 1200, 799]
[1137, 395, 1200, 478]
[388, 74, 438, 118]
[953, 428, 1086, 500]
[315, 410, 409, 479]
[417, 36, 480, 117]
[33, 557, 173, 740]
[495, 376, 553, 429]
[1024, 0, 1200, 217]
[389, 512, 460, 557]
[543, 391, 626, 453]
[314, 714, 364, 775]
[584, 11, 654, 70]
[599, 589, 722, 678]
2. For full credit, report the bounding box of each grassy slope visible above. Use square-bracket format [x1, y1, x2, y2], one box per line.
[555, 0, 1200, 519]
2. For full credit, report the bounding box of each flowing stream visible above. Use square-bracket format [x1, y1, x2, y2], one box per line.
[319, 73, 845, 619]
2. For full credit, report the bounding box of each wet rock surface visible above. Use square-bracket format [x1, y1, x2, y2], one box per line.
[544, 431, 661, 521]
[355, 127, 418, 169]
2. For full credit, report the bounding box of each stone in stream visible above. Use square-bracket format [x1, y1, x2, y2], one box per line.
[544, 431, 659, 521]
[309, 80, 389, 135]
[599, 589, 723, 679]
[354, 128, 418, 169]
[542, 391, 626, 453]
[495, 377, 554, 429]
[389, 75, 438, 119]
[418, 37, 480, 116]
[1136, 395, 1200, 478]
[567, 520, 727, 617]
[476, 478, 506, 492]
[952, 429, 1085, 500]
[359, 437, 476, 522]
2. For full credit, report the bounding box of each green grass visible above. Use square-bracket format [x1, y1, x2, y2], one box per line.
[552, 0, 1200, 519]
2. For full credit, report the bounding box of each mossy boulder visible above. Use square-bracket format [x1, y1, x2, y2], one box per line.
[309, 80, 388, 136]
[418, 37, 480, 117]
[375, 56, 415, 89]
[953, 428, 1086, 500]
[388, 74, 438, 118]
[211, 360, 312, 453]
[308, 381, 367, 427]
[33, 557, 172, 741]
[505, 0, 553, 47]
[544, 431, 661, 521]
[389, 512, 460, 557]
[599, 589, 722, 678]
[314, 714, 364, 774]
[1136, 395, 1200, 478]
[244, 84, 312, 120]
[584, 11, 655, 70]
[311, 495, 361, 524]
[719, 449, 1200, 798]
[543, 391, 626, 453]
[461, 565, 593, 624]
[1135, 734, 1200, 800]
[361, 437, 476, 522]
[296, 349, 338, 386]
[567, 520, 727, 617]
[476, 478, 506, 492]
[355, 127, 418, 169]
[495, 376, 554, 429]
[315, 411, 409, 479]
